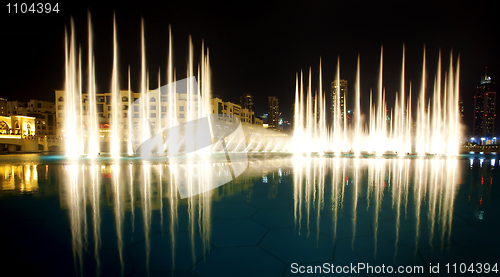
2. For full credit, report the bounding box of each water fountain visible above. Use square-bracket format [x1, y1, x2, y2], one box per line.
[63, 15, 461, 158]
[63, 13, 213, 158]
[293, 46, 461, 156]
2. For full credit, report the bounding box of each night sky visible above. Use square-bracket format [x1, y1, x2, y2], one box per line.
[2, 1, 498, 134]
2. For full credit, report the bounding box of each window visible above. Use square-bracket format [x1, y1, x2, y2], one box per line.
[161, 97, 167, 102]
[150, 97, 156, 102]
[97, 104, 103, 112]
[122, 97, 128, 102]
[161, 114, 167, 118]
[134, 106, 139, 112]
[58, 97, 64, 101]
[97, 96, 104, 103]
[123, 113, 127, 118]
[123, 105, 128, 110]
[133, 113, 139, 118]
[179, 114, 184, 118]
[37, 103, 41, 108]
[161, 106, 167, 112]
[179, 106, 184, 111]
[99, 113, 104, 118]
[150, 113, 156, 118]
[108, 106, 111, 111]
[150, 106, 156, 110]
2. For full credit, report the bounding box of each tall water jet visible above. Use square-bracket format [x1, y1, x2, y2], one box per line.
[292, 45, 461, 156]
[110, 13, 121, 158]
[64, 19, 83, 157]
[127, 66, 133, 155]
[353, 55, 361, 156]
[416, 47, 427, 156]
[87, 12, 100, 157]
[139, 18, 149, 158]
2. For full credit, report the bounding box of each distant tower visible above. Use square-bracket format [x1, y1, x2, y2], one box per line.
[240, 93, 254, 111]
[459, 100, 465, 118]
[331, 79, 348, 122]
[473, 69, 496, 139]
[268, 96, 279, 130]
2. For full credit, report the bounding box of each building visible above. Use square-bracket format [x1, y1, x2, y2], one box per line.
[473, 72, 496, 142]
[268, 96, 279, 130]
[211, 97, 263, 126]
[56, 89, 263, 141]
[2, 98, 56, 137]
[331, 79, 348, 122]
[7, 100, 28, 116]
[459, 100, 465, 118]
[239, 93, 254, 111]
[26, 100, 56, 136]
[0, 98, 7, 116]
[0, 115, 35, 136]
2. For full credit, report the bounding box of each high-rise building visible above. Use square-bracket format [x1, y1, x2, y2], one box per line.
[0, 98, 7, 116]
[459, 100, 465, 118]
[239, 93, 254, 111]
[473, 71, 496, 140]
[268, 96, 279, 130]
[331, 79, 348, 122]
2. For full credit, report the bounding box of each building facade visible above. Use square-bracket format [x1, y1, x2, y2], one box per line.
[473, 73, 496, 140]
[331, 79, 348, 122]
[56, 90, 263, 141]
[267, 96, 279, 130]
[239, 93, 254, 111]
[2, 98, 56, 136]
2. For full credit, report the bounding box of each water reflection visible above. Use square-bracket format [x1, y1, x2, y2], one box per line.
[292, 156, 462, 256]
[0, 164, 39, 193]
[0, 155, 497, 275]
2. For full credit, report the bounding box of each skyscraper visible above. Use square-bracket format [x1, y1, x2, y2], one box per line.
[331, 79, 348, 122]
[239, 93, 254, 111]
[268, 96, 279, 130]
[473, 71, 496, 139]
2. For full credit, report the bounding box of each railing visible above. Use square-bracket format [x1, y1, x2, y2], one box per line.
[0, 133, 22, 139]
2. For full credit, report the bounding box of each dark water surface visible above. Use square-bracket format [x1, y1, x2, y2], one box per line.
[0, 154, 499, 276]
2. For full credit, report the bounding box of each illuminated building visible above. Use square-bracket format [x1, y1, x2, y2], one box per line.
[268, 96, 279, 130]
[239, 93, 254, 111]
[211, 97, 263, 126]
[56, 90, 263, 139]
[473, 71, 496, 143]
[331, 79, 348, 122]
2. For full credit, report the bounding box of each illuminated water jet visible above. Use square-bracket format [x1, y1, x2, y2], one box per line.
[293, 46, 461, 156]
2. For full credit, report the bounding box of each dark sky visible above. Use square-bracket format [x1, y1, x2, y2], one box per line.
[2, 1, 498, 134]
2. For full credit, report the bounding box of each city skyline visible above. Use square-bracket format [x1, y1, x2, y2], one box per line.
[2, 1, 498, 135]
